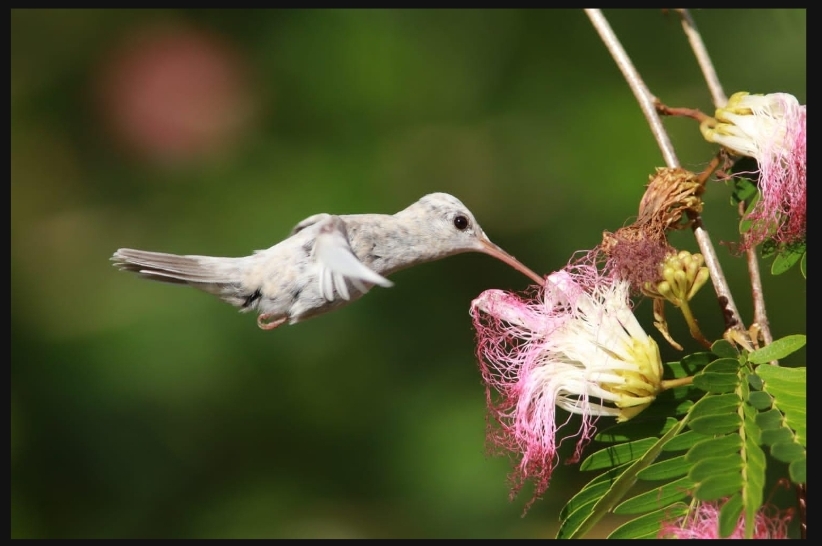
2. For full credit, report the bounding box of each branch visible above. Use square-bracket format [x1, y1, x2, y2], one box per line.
[675, 9, 728, 108]
[741, 202, 777, 364]
[585, 8, 746, 333]
[584, 9, 678, 167]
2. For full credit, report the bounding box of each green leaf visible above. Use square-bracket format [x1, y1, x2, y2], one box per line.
[637, 455, 690, 481]
[689, 453, 743, 481]
[669, 352, 714, 377]
[789, 459, 807, 483]
[738, 191, 760, 234]
[748, 373, 764, 390]
[693, 375, 739, 394]
[761, 426, 792, 446]
[560, 472, 618, 521]
[694, 472, 744, 501]
[711, 339, 739, 359]
[731, 186, 761, 233]
[689, 413, 741, 435]
[757, 366, 806, 447]
[688, 393, 741, 419]
[703, 358, 743, 373]
[756, 362, 806, 385]
[730, 177, 758, 205]
[595, 417, 677, 443]
[748, 335, 806, 363]
[743, 434, 766, 496]
[741, 423, 767, 537]
[614, 476, 694, 514]
[557, 495, 599, 538]
[557, 465, 630, 538]
[687, 435, 741, 460]
[743, 405, 762, 444]
[768, 394, 804, 415]
[580, 438, 659, 471]
[560, 418, 689, 538]
[747, 391, 772, 410]
[719, 494, 743, 538]
[662, 430, 700, 452]
[755, 407, 783, 430]
[761, 238, 777, 259]
[771, 440, 805, 463]
[560, 463, 632, 518]
[693, 358, 742, 393]
[801, 252, 806, 278]
[609, 504, 690, 539]
[771, 243, 806, 275]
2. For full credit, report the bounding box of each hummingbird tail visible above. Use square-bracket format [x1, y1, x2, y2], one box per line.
[110, 248, 251, 306]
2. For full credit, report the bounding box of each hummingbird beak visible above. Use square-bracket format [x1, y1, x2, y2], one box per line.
[478, 238, 545, 286]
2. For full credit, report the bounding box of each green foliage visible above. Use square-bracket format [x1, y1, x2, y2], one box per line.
[737, 190, 761, 235]
[755, 365, 806, 483]
[762, 239, 807, 276]
[556, 419, 688, 539]
[710, 339, 739, 359]
[733, 176, 806, 278]
[748, 334, 806, 364]
[635, 454, 689, 480]
[719, 494, 744, 538]
[579, 439, 660, 471]
[730, 177, 759, 207]
[692, 358, 742, 393]
[558, 344, 806, 539]
[609, 505, 690, 539]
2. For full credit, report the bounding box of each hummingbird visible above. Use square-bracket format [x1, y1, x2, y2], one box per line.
[111, 192, 544, 330]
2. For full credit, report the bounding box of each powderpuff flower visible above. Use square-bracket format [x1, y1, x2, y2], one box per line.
[701, 91, 806, 248]
[470, 266, 663, 506]
[658, 500, 793, 539]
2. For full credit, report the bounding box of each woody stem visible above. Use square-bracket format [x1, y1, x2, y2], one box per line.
[585, 8, 746, 335]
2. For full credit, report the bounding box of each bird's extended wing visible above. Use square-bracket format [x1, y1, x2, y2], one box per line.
[312, 216, 393, 302]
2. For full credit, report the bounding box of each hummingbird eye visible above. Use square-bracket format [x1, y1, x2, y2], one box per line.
[453, 215, 469, 231]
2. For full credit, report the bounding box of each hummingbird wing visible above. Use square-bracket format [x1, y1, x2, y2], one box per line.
[312, 216, 393, 302]
[290, 213, 333, 236]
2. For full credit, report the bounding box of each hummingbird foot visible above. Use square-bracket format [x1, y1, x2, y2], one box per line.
[257, 314, 287, 331]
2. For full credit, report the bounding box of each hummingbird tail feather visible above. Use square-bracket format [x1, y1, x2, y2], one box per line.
[111, 248, 256, 309]
[111, 248, 245, 285]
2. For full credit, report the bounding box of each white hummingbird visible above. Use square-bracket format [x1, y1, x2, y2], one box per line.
[111, 193, 544, 330]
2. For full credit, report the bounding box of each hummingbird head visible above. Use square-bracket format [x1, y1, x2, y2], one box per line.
[400, 193, 544, 285]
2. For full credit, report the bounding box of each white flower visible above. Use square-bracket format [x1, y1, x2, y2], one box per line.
[701, 91, 806, 247]
[471, 266, 664, 507]
[701, 92, 801, 160]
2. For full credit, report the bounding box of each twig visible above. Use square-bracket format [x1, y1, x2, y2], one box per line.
[585, 8, 746, 333]
[675, 9, 779, 344]
[675, 9, 728, 108]
[677, 9, 778, 358]
[584, 9, 678, 168]
[741, 202, 777, 364]
[694, 153, 724, 191]
[655, 101, 712, 124]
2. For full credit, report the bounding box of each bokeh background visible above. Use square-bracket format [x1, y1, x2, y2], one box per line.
[11, 9, 806, 539]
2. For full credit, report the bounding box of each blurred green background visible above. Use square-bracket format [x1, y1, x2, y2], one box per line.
[11, 9, 806, 539]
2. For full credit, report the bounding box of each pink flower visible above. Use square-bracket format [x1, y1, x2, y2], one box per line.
[701, 92, 806, 249]
[659, 500, 793, 539]
[471, 266, 663, 507]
